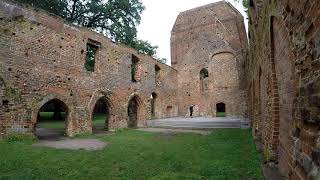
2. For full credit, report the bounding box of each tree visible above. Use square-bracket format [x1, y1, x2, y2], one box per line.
[233, 0, 248, 10]
[157, 58, 167, 64]
[14, 0, 158, 56]
[130, 39, 158, 57]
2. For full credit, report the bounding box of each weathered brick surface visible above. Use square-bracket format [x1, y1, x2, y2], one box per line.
[171, 1, 248, 117]
[0, 0, 178, 136]
[0, 0, 248, 137]
[247, 0, 320, 179]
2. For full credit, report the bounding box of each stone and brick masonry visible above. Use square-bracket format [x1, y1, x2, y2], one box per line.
[247, 0, 320, 179]
[171, 1, 248, 117]
[1, 0, 320, 179]
[0, 0, 247, 136]
[0, 0, 178, 136]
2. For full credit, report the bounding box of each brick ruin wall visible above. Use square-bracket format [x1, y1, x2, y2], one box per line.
[171, 1, 248, 117]
[0, 1, 178, 136]
[3, 0, 320, 179]
[247, 0, 320, 179]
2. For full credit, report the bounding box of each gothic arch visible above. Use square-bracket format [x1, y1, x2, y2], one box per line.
[33, 95, 70, 137]
[87, 90, 114, 130]
[127, 93, 145, 128]
[32, 94, 71, 125]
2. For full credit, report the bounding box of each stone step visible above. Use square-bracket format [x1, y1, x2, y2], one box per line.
[146, 117, 250, 130]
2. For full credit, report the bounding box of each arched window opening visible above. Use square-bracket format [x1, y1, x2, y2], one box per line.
[200, 68, 209, 91]
[128, 96, 140, 128]
[216, 103, 226, 117]
[151, 92, 157, 118]
[92, 97, 110, 132]
[36, 98, 68, 139]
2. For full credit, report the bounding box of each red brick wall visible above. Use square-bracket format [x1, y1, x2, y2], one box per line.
[171, 1, 248, 118]
[247, 0, 320, 179]
[0, 0, 178, 136]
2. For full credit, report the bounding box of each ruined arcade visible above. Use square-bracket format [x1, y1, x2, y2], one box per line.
[0, 0, 320, 179]
[0, 0, 247, 136]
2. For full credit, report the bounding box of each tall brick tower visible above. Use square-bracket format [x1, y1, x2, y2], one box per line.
[171, 1, 248, 117]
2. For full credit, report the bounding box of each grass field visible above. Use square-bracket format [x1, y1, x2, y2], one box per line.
[37, 112, 107, 129]
[0, 129, 263, 179]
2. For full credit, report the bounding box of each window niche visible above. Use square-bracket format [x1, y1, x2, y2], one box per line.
[131, 54, 140, 82]
[249, 0, 254, 7]
[155, 65, 161, 86]
[200, 68, 209, 92]
[85, 39, 100, 72]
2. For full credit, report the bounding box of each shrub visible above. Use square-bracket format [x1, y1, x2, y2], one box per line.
[4, 133, 37, 143]
[115, 127, 129, 133]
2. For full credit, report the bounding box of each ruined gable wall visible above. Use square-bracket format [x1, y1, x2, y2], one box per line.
[171, 1, 248, 117]
[0, 0, 178, 136]
[247, 0, 320, 179]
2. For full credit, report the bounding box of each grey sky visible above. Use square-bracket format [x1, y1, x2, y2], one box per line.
[137, 0, 247, 65]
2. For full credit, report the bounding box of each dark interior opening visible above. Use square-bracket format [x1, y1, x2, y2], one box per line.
[216, 103, 226, 117]
[128, 96, 139, 128]
[92, 97, 110, 132]
[36, 98, 68, 140]
[131, 55, 140, 82]
[151, 92, 157, 118]
[189, 105, 194, 117]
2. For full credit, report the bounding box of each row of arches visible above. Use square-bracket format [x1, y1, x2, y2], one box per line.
[35, 93, 149, 139]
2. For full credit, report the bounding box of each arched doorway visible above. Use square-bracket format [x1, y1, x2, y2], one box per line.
[36, 98, 68, 139]
[92, 97, 110, 132]
[128, 96, 141, 128]
[216, 103, 226, 117]
[151, 92, 157, 119]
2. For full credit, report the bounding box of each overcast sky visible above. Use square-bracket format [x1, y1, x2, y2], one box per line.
[137, 0, 247, 65]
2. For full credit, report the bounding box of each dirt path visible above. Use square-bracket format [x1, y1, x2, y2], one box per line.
[33, 139, 107, 150]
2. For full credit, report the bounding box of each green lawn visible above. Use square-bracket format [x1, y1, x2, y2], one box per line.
[0, 129, 263, 179]
[216, 112, 226, 117]
[37, 112, 107, 129]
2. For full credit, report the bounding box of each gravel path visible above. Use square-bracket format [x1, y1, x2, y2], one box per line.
[33, 139, 107, 150]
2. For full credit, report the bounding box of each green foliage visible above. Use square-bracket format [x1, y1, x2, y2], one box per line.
[115, 127, 129, 133]
[4, 133, 37, 143]
[156, 57, 167, 64]
[0, 129, 263, 179]
[92, 113, 107, 126]
[233, 0, 249, 10]
[13, 0, 158, 56]
[37, 112, 66, 129]
[84, 44, 97, 72]
[129, 39, 158, 57]
[37, 112, 107, 129]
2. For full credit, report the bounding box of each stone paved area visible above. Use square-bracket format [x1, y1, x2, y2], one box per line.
[138, 128, 212, 135]
[33, 139, 107, 151]
[146, 116, 248, 129]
